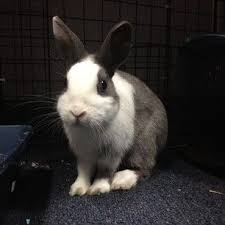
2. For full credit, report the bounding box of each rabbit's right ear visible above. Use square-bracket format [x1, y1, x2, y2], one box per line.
[52, 16, 87, 67]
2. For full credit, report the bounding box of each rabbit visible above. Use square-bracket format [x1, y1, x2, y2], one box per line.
[52, 16, 168, 196]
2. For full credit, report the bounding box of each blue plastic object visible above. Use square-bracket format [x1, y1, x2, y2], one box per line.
[0, 125, 32, 174]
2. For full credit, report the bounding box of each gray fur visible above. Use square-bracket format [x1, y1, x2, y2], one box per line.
[97, 68, 118, 100]
[52, 16, 87, 70]
[53, 17, 168, 194]
[118, 70, 168, 175]
[90, 69, 168, 180]
[94, 56, 167, 175]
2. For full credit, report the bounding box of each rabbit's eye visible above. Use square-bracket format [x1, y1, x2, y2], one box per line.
[100, 80, 107, 90]
[98, 80, 107, 93]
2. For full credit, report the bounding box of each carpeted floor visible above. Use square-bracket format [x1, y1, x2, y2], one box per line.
[1, 151, 225, 225]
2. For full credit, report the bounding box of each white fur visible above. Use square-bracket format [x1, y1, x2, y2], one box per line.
[57, 57, 117, 126]
[69, 176, 90, 196]
[58, 57, 135, 157]
[69, 161, 92, 196]
[67, 57, 99, 97]
[106, 72, 135, 152]
[111, 169, 138, 190]
[88, 178, 111, 195]
[57, 57, 136, 195]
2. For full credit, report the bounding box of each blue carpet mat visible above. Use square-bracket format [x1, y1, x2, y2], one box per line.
[41, 158, 224, 225]
[0, 143, 224, 225]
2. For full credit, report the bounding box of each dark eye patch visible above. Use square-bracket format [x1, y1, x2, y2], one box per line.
[97, 69, 109, 95]
[98, 80, 107, 93]
[96, 68, 119, 100]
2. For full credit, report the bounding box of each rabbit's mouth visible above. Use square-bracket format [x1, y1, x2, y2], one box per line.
[70, 116, 89, 127]
[72, 115, 100, 130]
[64, 109, 89, 127]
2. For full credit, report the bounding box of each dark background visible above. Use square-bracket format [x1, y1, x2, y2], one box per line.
[1, 0, 224, 102]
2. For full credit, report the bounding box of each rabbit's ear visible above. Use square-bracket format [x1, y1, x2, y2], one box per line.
[52, 16, 87, 68]
[97, 21, 133, 77]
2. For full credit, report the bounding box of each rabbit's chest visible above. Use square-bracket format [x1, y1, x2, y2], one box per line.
[64, 125, 99, 156]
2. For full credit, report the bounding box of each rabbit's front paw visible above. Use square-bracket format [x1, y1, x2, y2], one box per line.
[69, 178, 90, 196]
[111, 169, 138, 190]
[87, 178, 110, 195]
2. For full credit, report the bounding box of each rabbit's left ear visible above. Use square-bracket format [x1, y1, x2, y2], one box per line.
[97, 21, 133, 77]
[52, 16, 87, 68]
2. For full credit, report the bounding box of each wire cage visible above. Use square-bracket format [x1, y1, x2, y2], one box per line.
[0, 2, 225, 224]
[0, 0, 224, 128]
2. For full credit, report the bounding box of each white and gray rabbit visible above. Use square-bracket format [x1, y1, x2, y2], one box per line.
[52, 16, 168, 196]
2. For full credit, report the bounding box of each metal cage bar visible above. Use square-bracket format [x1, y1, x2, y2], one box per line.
[0, 0, 223, 106]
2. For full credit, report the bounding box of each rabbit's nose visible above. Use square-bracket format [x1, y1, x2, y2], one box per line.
[70, 110, 86, 119]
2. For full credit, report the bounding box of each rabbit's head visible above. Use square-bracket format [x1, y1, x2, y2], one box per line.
[53, 16, 133, 127]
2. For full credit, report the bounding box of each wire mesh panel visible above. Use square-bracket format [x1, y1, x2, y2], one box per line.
[0, 0, 221, 105]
